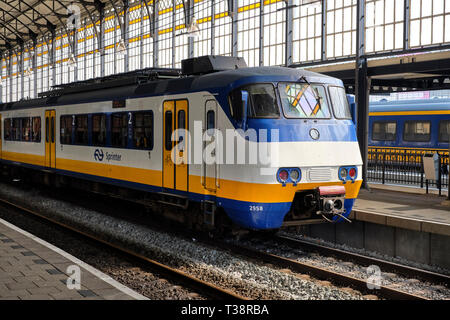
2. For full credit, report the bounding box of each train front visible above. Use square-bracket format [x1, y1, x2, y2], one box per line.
[217, 67, 363, 230]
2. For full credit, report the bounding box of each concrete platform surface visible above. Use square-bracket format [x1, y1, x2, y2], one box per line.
[351, 186, 450, 236]
[0, 217, 148, 300]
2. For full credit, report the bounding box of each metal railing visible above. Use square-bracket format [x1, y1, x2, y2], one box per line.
[367, 148, 449, 195]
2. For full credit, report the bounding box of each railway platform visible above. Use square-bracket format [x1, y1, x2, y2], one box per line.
[0, 218, 147, 300]
[351, 184, 450, 236]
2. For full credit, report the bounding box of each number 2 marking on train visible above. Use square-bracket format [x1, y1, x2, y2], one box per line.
[128, 112, 132, 125]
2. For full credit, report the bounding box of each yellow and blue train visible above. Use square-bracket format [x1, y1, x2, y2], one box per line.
[0, 56, 362, 230]
[368, 99, 450, 154]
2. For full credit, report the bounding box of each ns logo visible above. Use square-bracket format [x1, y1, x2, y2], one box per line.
[94, 149, 104, 162]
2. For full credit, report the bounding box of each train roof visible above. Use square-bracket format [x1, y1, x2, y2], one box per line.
[369, 98, 450, 112]
[0, 57, 342, 111]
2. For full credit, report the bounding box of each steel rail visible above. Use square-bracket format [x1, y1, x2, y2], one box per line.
[0, 197, 247, 301]
[274, 234, 450, 287]
[208, 239, 429, 300]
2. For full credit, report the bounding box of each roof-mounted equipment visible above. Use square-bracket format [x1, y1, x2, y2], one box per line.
[181, 55, 247, 76]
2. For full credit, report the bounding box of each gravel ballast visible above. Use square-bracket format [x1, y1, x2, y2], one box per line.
[0, 182, 364, 300]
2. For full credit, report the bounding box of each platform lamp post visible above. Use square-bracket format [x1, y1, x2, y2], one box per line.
[448, 134, 450, 200]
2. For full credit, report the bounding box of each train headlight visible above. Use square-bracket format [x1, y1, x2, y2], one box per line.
[290, 169, 300, 182]
[339, 168, 348, 180]
[339, 166, 357, 183]
[277, 168, 301, 186]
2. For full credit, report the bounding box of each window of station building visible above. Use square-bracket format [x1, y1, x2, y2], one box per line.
[4, 118, 11, 141]
[21, 118, 31, 142]
[438, 120, 450, 143]
[133, 112, 153, 150]
[111, 113, 128, 148]
[32, 117, 41, 143]
[92, 114, 106, 146]
[403, 121, 431, 142]
[372, 121, 397, 141]
[60, 115, 73, 144]
[75, 115, 88, 145]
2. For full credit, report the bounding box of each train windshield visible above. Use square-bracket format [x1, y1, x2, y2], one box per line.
[278, 83, 330, 119]
[329, 86, 352, 119]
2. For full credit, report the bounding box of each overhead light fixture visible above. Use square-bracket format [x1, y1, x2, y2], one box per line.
[67, 53, 77, 68]
[117, 39, 127, 55]
[186, 16, 200, 39]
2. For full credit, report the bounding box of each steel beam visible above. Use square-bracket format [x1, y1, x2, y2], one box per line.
[231, 0, 238, 56]
[321, 0, 327, 61]
[259, 0, 264, 66]
[211, 0, 215, 55]
[403, 0, 410, 51]
[285, 0, 293, 66]
[355, 0, 369, 189]
[153, 0, 159, 67]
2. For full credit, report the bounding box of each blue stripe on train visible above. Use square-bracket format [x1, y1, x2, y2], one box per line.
[216, 197, 356, 229]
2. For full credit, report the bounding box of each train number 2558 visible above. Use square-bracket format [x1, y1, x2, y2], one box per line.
[249, 205, 263, 212]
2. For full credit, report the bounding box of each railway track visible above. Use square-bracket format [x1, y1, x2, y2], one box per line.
[209, 238, 434, 300]
[0, 186, 446, 300]
[0, 197, 246, 301]
[274, 234, 450, 286]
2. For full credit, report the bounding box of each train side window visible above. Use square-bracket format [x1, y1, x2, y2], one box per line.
[165, 111, 173, 151]
[438, 120, 450, 143]
[32, 117, 41, 143]
[4, 118, 11, 141]
[12, 118, 21, 141]
[21, 118, 31, 142]
[403, 121, 431, 142]
[206, 110, 215, 136]
[60, 115, 73, 145]
[92, 114, 106, 146]
[372, 121, 396, 141]
[75, 115, 88, 145]
[133, 112, 153, 150]
[111, 113, 128, 148]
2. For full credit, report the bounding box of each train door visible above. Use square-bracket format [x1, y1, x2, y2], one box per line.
[45, 110, 56, 168]
[163, 101, 175, 189]
[175, 100, 188, 192]
[163, 100, 189, 191]
[203, 100, 217, 192]
[0, 114, 2, 159]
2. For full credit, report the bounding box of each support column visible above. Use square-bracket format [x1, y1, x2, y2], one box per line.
[285, 0, 293, 67]
[355, 0, 370, 189]
[140, 1, 144, 69]
[172, 0, 176, 67]
[97, 1, 105, 77]
[259, 0, 264, 66]
[20, 44, 24, 99]
[403, 0, 410, 51]
[231, 0, 238, 56]
[153, 0, 159, 67]
[9, 50, 12, 101]
[32, 39, 37, 97]
[123, 0, 130, 72]
[188, 0, 195, 58]
[321, 0, 327, 61]
[211, 0, 215, 55]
